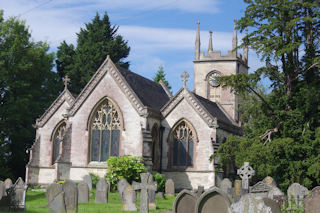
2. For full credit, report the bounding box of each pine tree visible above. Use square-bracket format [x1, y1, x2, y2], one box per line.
[56, 12, 130, 94]
[153, 65, 172, 90]
[0, 11, 59, 179]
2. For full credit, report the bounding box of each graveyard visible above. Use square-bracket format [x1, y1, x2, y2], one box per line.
[1, 0, 320, 213]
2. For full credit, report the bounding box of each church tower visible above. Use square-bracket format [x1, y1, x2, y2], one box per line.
[193, 21, 249, 123]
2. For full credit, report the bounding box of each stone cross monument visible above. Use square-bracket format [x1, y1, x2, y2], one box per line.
[132, 173, 157, 213]
[237, 162, 255, 190]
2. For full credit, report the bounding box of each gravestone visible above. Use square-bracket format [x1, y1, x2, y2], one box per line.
[263, 176, 277, 187]
[122, 184, 137, 211]
[173, 190, 197, 213]
[287, 183, 308, 206]
[147, 175, 156, 210]
[4, 178, 13, 190]
[77, 182, 89, 203]
[46, 183, 63, 203]
[48, 191, 66, 213]
[237, 162, 255, 191]
[165, 179, 175, 196]
[82, 175, 92, 190]
[62, 180, 78, 213]
[195, 187, 231, 213]
[8, 177, 27, 211]
[304, 186, 320, 213]
[118, 178, 130, 202]
[156, 192, 164, 199]
[250, 181, 272, 198]
[234, 180, 242, 202]
[132, 173, 157, 213]
[195, 185, 204, 198]
[230, 193, 281, 213]
[220, 178, 232, 199]
[0, 181, 4, 200]
[95, 178, 109, 203]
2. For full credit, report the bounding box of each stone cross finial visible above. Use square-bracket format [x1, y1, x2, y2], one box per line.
[63, 75, 70, 90]
[237, 162, 255, 190]
[132, 173, 157, 213]
[181, 71, 190, 87]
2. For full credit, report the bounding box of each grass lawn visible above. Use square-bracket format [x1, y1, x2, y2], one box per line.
[22, 189, 175, 213]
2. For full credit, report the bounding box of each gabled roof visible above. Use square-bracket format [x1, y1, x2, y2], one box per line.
[36, 89, 75, 127]
[161, 87, 240, 131]
[192, 93, 233, 126]
[116, 66, 170, 111]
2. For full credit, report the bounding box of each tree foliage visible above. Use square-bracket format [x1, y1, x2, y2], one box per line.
[215, 0, 320, 190]
[56, 12, 130, 94]
[153, 65, 172, 90]
[0, 11, 59, 179]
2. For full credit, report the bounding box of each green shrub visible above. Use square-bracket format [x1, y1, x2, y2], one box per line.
[89, 173, 100, 189]
[153, 173, 166, 192]
[105, 155, 146, 191]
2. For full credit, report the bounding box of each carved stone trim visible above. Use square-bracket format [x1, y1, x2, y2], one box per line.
[68, 57, 146, 117]
[36, 90, 75, 128]
[161, 88, 218, 128]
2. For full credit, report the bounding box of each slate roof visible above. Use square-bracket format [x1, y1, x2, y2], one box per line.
[192, 93, 233, 125]
[116, 65, 170, 111]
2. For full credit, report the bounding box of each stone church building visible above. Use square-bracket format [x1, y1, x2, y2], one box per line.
[26, 22, 248, 190]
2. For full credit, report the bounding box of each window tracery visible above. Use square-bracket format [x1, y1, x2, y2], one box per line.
[90, 99, 121, 162]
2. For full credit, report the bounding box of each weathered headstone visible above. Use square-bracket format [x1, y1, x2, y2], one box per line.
[261, 176, 284, 200]
[220, 178, 232, 199]
[250, 181, 272, 198]
[46, 183, 63, 203]
[48, 191, 66, 213]
[122, 184, 137, 211]
[118, 178, 130, 202]
[147, 175, 156, 210]
[4, 178, 13, 190]
[195, 185, 204, 198]
[287, 183, 308, 206]
[8, 177, 27, 211]
[77, 182, 89, 203]
[173, 190, 197, 213]
[234, 180, 242, 202]
[82, 175, 92, 191]
[62, 180, 78, 213]
[156, 192, 164, 199]
[95, 178, 109, 203]
[304, 186, 320, 213]
[165, 179, 175, 196]
[263, 176, 277, 187]
[237, 162, 255, 191]
[132, 173, 157, 213]
[195, 187, 231, 213]
[0, 181, 4, 200]
[230, 193, 281, 213]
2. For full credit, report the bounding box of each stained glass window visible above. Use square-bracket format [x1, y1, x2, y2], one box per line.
[172, 121, 194, 167]
[52, 122, 66, 163]
[90, 99, 121, 162]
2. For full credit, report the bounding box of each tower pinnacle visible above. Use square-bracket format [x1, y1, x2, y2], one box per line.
[195, 21, 201, 60]
[208, 30, 213, 53]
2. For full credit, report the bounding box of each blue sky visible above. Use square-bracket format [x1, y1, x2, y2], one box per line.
[1, 0, 263, 93]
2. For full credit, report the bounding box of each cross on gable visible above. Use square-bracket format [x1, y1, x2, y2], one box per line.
[63, 75, 70, 90]
[237, 162, 255, 189]
[181, 71, 190, 87]
[132, 173, 157, 213]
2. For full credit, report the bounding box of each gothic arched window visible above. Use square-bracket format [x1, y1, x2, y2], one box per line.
[90, 98, 121, 162]
[171, 120, 194, 167]
[52, 122, 66, 163]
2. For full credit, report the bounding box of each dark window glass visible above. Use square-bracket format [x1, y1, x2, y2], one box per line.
[91, 129, 100, 161]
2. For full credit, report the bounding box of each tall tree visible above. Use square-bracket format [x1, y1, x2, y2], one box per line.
[56, 12, 130, 94]
[153, 65, 172, 90]
[214, 0, 320, 190]
[0, 11, 59, 179]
